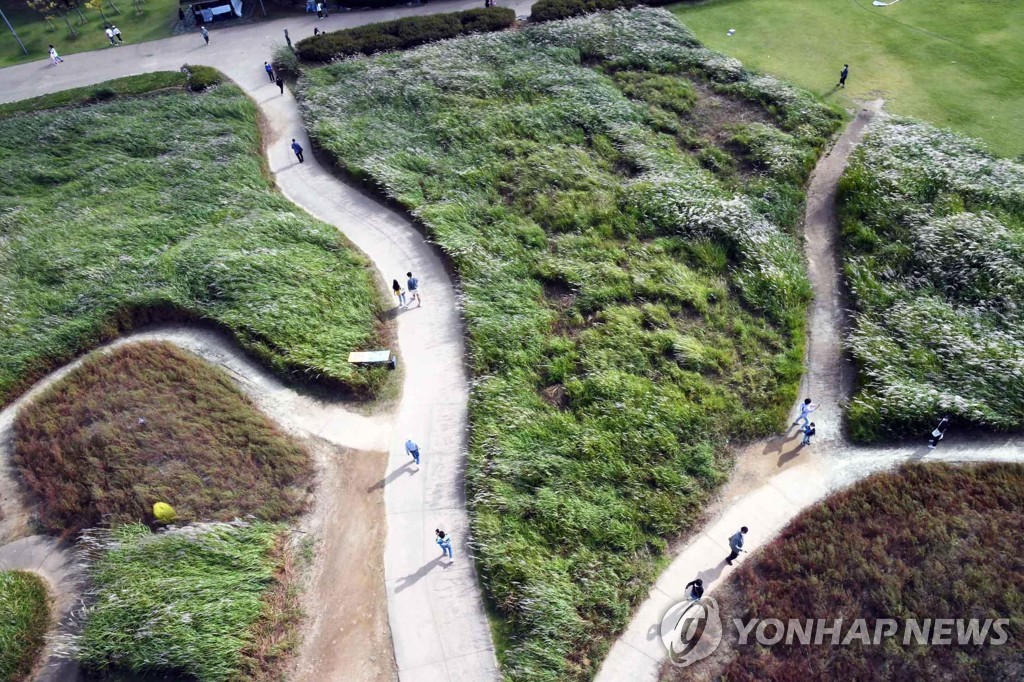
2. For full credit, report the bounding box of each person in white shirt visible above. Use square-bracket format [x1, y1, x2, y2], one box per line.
[105, 26, 117, 46]
[49, 45, 64, 64]
[793, 398, 818, 427]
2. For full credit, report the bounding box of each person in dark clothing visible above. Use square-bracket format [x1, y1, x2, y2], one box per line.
[726, 526, 747, 565]
[291, 138, 304, 163]
[284, 28, 292, 50]
[928, 416, 950, 448]
[685, 578, 704, 601]
[276, 76, 285, 95]
[802, 421, 816, 446]
[838, 64, 849, 88]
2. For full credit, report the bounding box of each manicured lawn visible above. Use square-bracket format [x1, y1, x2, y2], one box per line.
[0, 73, 384, 406]
[74, 521, 297, 681]
[670, 0, 1024, 157]
[0, 0, 181, 68]
[837, 117, 1024, 441]
[296, 9, 839, 678]
[663, 463, 1024, 680]
[0, 570, 50, 682]
[13, 342, 313, 537]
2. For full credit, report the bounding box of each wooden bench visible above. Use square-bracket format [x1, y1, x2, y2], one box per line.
[348, 350, 397, 370]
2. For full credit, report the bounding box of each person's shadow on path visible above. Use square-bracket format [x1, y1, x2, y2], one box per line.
[366, 460, 417, 492]
[762, 428, 802, 467]
[395, 555, 447, 593]
[384, 305, 411, 321]
[697, 559, 728, 589]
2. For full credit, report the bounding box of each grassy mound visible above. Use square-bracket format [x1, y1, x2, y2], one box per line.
[71, 522, 296, 682]
[0, 73, 383, 407]
[838, 118, 1024, 441]
[0, 570, 51, 682]
[296, 8, 839, 678]
[668, 463, 1024, 680]
[671, 0, 1024, 157]
[13, 342, 313, 537]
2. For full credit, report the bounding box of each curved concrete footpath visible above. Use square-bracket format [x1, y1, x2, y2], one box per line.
[595, 102, 1024, 681]
[0, 4, 526, 679]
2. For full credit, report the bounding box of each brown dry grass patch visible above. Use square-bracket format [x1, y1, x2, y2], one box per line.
[663, 462, 1024, 681]
[13, 341, 313, 538]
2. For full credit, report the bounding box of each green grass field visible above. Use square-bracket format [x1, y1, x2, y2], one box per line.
[0, 570, 50, 682]
[663, 463, 1024, 680]
[671, 0, 1024, 157]
[296, 9, 840, 678]
[0, 72, 384, 406]
[74, 522, 297, 681]
[14, 342, 313, 537]
[0, 0, 180, 68]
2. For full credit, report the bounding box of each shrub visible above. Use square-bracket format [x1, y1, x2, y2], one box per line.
[13, 342, 313, 537]
[272, 44, 301, 80]
[0, 571, 50, 682]
[183, 64, 223, 91]
[68, 522, 295, 682]
[295, 7, 516, 62]
[530, 0, 672, 23]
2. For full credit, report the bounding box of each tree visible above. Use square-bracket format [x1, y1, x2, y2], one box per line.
[27, 0, 78, 36]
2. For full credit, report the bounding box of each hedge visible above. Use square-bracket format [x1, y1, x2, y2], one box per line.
[295, 7, 516, 62]
[530, 0, 672, 22]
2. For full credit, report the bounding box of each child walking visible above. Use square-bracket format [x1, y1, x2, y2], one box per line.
[435, 529, 453, 559]
[802, 422, 816, 446]
[392, 279, 407, 307]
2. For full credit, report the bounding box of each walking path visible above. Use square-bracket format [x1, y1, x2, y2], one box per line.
[0, 4, 525, 679]
[3, 12, 1023, 682]
[595, 100, 1024, 681]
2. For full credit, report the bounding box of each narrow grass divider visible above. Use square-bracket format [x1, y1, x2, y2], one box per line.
[0, 570, 51, 682]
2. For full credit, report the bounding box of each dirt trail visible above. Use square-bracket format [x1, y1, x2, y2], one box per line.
[290, 439, 396, 682]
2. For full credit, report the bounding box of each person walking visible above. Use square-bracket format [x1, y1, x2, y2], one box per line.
[105, 26, 117, 46]
[316, 2, 323, 19]
[406, 271, 421, 306]
[200, 26, 210, 45]
[276, 76, 285, 95]
[405, 439, 421, 465]
[928, 416, 950, 448]
[838, 64, 849, 88]
[264, 61, 275, 82]
[112, 25, 123, 43]
[392, 279, 407, 307]
[725, 526, 747, 565]
[291, 138, 304, 163]
[435, 529, 453, 559]
[48, 45, 64, 64]
[801, 421, 816, 446]
[284, 28, 292, 50]
[793, 398, 818, 427]
[684, 577, 704, 601]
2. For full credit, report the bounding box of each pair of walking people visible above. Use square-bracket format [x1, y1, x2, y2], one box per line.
[392, 272, 422, 308]
[683, 525, 748, 604]
[104, 25, 123, 46]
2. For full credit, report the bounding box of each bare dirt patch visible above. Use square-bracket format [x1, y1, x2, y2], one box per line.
[290, 438, 396, 682]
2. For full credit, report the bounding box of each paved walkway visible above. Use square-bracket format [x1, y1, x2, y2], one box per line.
[0, 4, 526, 679]
[594, 102, 1024, 681]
